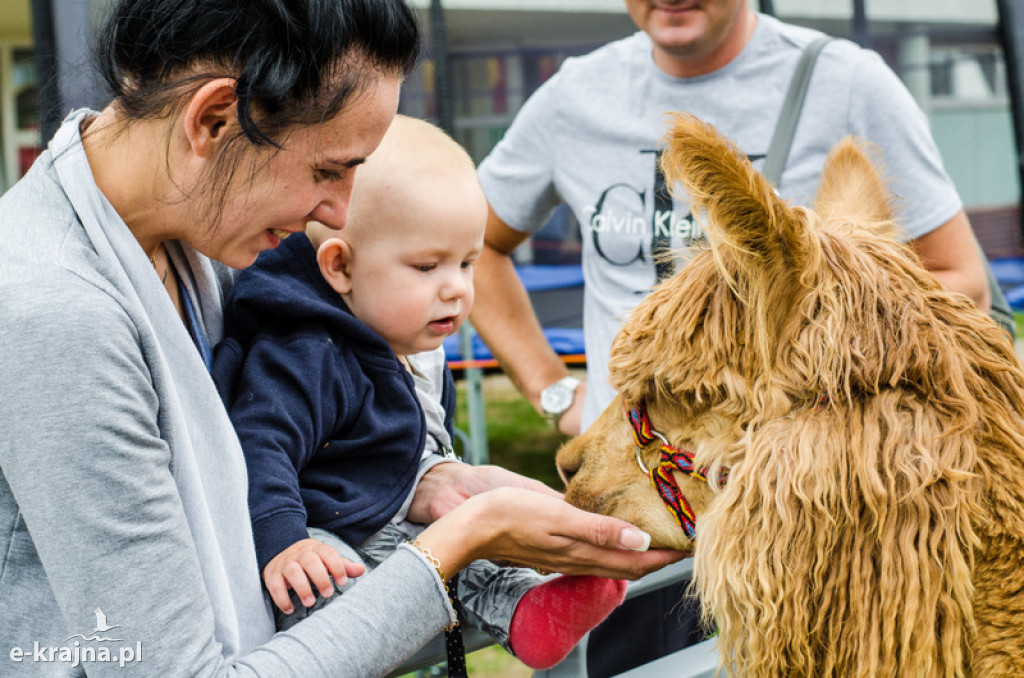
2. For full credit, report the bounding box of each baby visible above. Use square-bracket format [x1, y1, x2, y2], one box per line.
[212, 115, 626, 669]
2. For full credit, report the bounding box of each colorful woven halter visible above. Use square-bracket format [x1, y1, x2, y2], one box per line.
[627, 402, 724, 541]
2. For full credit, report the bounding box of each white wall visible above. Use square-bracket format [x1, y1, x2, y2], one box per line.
[776, 0, 997, 24]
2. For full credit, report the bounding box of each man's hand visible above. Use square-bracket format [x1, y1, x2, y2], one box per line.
[262, 538, 366, 614]
[408, 462, 562, 524]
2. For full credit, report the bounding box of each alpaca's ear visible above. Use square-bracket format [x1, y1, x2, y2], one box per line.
[659, 114, 811, 278]
[814, 137, 895, 228]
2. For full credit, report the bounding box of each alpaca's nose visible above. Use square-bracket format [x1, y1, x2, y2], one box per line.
[557, 461, 577, 487]
[555, 440, 583, 488]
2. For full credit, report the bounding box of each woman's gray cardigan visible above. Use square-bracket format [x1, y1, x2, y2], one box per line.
[0, 110, 454, 677]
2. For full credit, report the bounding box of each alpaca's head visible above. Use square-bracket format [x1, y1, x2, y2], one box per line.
[557, 114, 1024, 675]
[559, 113, 972, 549]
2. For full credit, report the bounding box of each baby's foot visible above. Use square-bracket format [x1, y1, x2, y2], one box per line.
[508, 575, 627, 669]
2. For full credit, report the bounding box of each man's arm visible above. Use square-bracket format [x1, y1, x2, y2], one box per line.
[470, 205, 585, 435]
[909, 209, 990, 311]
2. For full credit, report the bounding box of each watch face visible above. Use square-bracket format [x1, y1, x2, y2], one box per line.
[541, 378, 579, 415]
[541, 384, 573, 414]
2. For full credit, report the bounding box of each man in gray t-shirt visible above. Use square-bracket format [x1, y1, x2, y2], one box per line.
[471, 1, 989, 674]
[473, 2, 988, 437]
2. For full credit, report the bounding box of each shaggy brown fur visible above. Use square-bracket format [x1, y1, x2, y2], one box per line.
[557, 114, 1024, 677]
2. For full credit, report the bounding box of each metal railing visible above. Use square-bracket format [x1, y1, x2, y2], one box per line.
[391, 558, 720, 678]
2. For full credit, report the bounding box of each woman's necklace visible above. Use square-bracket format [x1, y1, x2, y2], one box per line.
[148, 243, 185, 322]
[149, 256, 169, 284]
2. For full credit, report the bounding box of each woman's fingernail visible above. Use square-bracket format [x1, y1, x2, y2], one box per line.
[620, 529, 651, 552]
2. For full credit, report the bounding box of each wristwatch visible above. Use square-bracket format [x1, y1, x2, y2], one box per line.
[540, 376, 581, 428]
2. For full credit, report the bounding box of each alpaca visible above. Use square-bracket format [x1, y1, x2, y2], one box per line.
[556, 114, 1024, 677]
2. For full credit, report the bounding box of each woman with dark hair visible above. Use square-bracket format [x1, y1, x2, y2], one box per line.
[0, 1, 678, 676]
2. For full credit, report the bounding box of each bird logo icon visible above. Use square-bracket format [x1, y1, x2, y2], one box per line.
[63, 608, 123, 642]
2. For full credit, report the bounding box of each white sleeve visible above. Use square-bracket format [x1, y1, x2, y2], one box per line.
[847, 49, 963, 240]
[477, 70, 566, 234]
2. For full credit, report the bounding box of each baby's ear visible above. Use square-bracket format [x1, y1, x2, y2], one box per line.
[316, 238, 354, 294]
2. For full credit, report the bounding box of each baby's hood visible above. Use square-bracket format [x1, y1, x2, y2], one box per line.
[220, 233, 385, 353]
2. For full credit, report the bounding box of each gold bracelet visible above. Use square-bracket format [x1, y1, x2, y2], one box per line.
[406, 540, 458, 630]
[407, 539, 448, 582]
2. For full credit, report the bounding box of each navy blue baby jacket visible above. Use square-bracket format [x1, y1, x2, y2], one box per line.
[212, 234, 454, 572]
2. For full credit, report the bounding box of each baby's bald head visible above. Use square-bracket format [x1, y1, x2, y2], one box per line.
[307, 115, 482, 249]
[307, 115, 487, 357]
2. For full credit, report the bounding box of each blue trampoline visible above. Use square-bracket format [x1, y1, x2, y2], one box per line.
[990, 257, 1024, 310]
[445, 264, 585, 364]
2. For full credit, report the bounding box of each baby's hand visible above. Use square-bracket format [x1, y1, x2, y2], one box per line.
[262, 538, 366, 614]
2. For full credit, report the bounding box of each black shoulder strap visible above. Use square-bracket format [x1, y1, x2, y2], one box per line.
[762, 35, 832, 186]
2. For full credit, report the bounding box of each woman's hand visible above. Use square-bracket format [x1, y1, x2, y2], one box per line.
[414, 487, 685, 581]
[407, 462, 562, 523]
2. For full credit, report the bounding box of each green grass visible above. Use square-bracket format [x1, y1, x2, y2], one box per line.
[465, 645, 532, 677]
[398, 645, 531, 678]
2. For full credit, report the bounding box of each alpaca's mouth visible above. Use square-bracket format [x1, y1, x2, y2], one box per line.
[563, 484, 611, 516]
[564, 484, 633, 519]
